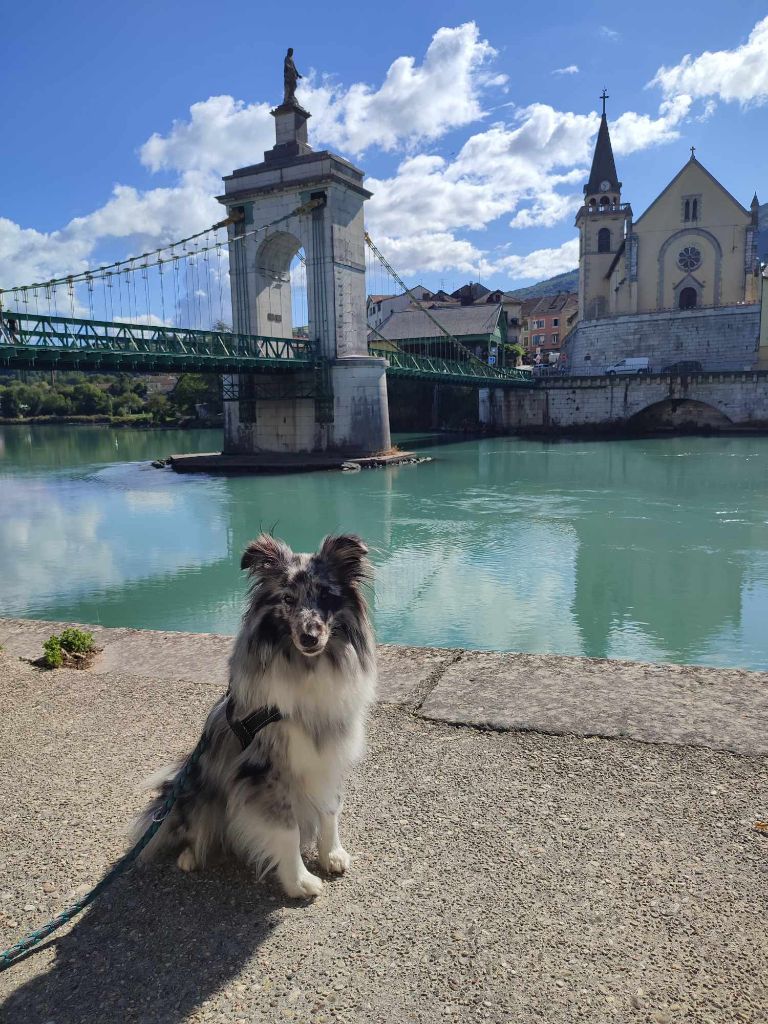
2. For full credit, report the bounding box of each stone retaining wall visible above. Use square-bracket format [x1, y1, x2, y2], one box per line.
[565, 304, 760, 375]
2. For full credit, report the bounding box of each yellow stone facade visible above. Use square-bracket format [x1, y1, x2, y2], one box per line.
[577, 113, 760, 322]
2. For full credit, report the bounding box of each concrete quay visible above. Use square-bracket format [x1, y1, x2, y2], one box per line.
[0, 618, 765, 1024]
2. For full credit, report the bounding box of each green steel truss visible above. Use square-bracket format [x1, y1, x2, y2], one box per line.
[0, 310, 533, 388]
[0, 311, 315, 374]
[368, 346, 533, 388]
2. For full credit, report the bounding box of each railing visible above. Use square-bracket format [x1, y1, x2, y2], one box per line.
[0, 311, 316, 372]
[578, 202, 632, 215]
[370, 345, 533, 386]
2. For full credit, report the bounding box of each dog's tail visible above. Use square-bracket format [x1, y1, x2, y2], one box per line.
[129, 756, 193, 862]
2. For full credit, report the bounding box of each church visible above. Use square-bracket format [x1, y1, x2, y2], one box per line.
[576, 96, 761, 322]
[563, 95, 763, 375]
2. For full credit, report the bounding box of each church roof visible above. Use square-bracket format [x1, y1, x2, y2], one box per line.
[584, 114, 621, 195]
[632, 154, 750, 226]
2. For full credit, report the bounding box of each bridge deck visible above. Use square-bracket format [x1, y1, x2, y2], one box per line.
[0, 311, 315, 374]
[0, 311, 534, 387]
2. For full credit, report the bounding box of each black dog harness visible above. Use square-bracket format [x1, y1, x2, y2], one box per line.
[225, 694, 283, 751]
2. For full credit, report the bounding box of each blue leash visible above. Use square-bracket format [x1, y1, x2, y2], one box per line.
[0, 729, 210, 973]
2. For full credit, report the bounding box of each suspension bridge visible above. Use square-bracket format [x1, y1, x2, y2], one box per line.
[0, 62, 532, 460]
[0, 220, 530, 387]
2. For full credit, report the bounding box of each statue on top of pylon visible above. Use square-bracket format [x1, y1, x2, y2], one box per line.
[283, 48, 303, 106]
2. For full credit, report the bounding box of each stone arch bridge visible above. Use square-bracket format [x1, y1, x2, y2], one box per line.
[485, 371, 768, 433]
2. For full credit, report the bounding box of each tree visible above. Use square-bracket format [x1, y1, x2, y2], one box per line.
[146, 393, 172, 422]
[170, 374, 222, 416]
[112, 392, 144, 416]
[39, 391, 72, 416]
[71, 382, 112, 415]
[0, 388, 20, 418]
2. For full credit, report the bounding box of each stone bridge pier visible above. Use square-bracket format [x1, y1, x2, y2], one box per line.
[482, 372, 768, 433]
[219, 96, 390, 456]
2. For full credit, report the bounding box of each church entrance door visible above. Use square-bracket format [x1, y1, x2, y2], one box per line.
[679, 287, 698, 310]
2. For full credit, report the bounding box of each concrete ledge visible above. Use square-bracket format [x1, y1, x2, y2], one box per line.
[0, 620, 447, 706]
[1, 618, 765, 754]
[421, 650, 768, 756]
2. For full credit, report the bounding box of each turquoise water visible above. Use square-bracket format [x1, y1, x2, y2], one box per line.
[1, 425, 767, 670]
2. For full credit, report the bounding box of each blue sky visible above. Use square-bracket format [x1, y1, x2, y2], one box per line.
[1, 0, 767, 296]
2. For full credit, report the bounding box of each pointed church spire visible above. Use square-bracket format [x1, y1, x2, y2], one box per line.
[751, 191, 760, 225]
[584, 90, 621, 197]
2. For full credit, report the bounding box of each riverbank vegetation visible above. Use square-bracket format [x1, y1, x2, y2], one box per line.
[0, 372, 223, 426]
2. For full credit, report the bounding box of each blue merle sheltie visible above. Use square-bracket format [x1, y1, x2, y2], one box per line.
[134, 533, 376, 898]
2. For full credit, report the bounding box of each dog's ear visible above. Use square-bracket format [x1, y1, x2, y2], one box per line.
[241, 533, 292, 575]
[319, 534, 370, 584]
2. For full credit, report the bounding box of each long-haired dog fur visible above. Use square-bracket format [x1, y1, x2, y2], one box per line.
[134, 533, 376, 898]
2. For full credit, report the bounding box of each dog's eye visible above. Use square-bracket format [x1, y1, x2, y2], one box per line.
[283, 594, 296, 607]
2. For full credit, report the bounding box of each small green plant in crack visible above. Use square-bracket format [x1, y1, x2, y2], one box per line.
[59, 628, 95, 655]
[41, 628, 96, 669]
[42, 635, 64, 669]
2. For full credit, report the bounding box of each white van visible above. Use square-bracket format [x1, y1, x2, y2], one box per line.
[605, 357, 651, 376]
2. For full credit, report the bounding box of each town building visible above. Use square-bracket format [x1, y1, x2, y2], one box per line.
[520, 292, 578, 363]
[367, 286, 437, 329]
[371, 304, 509, 365]
[472, 289, 523, 347]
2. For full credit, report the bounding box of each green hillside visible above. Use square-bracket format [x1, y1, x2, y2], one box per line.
[508, 268, 578, 299]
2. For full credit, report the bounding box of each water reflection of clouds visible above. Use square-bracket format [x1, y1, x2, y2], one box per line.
[0, 467, 229, 616]
[373, 520, 583, 654]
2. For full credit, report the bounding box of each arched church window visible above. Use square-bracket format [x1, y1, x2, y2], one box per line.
[679, 287, 698, 310]
[684, 199, 690, 221]
[599, 195, 610, 207]
[691, 199, 698, 220]
[677, 246, 702, 272]
[598, 227, 611, 253]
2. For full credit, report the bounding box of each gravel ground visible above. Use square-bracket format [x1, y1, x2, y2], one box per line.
[0, 655, 766, 1024]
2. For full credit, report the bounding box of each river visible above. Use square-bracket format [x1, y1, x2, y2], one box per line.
[1, 425, 767, 670]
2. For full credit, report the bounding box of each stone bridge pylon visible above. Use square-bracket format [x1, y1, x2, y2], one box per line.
[218, 65, 390, 456]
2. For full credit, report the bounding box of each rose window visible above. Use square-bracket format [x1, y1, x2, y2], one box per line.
[677, 246, 702, 272]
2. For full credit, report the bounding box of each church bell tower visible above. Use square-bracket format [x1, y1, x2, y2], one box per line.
[576, 91, 632, 320]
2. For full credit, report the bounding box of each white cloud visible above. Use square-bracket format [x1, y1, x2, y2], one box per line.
[367, 104, 598, 241]
[552, 65, 579, 76]
[651, 15, 768, 109]
[140, 95, 274, 176]
[600, 26, 621, 41]
[495, 239, 579, 281]
[372, 231, 488, 277]
[302, 23, 504, 155]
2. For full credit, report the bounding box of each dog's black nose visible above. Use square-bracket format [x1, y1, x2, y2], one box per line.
[300, 633, 319, 648]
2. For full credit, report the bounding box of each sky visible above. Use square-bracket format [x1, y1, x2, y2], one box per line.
[1, 0, 767, 299]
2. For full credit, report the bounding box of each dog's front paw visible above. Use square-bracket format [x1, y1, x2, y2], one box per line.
[282, 869, 324, 899]
[176, 848, 198, 872]
[320, 846, 351, 875]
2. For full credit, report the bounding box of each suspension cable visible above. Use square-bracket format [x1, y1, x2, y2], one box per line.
[363, 233, 489, 367]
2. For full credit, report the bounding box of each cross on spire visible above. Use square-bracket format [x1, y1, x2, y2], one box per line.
[600, 88, 609, 117]
[690, 145, 696, 160]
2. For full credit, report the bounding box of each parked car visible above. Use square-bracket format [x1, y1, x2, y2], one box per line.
[661, 360, 703, 374]
[605, 357, 651, 375]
